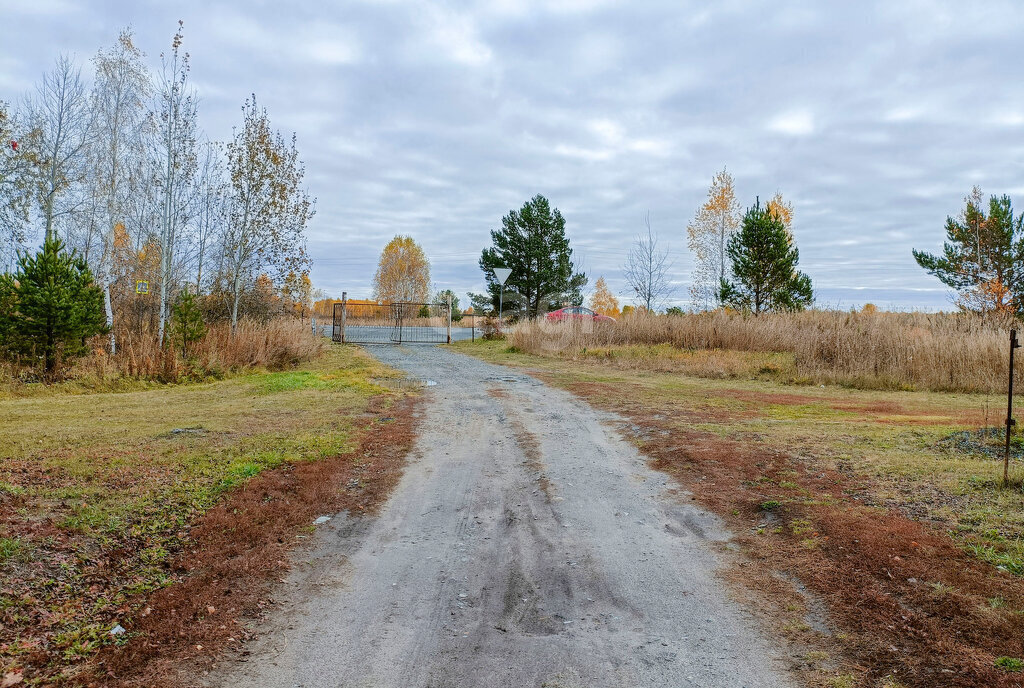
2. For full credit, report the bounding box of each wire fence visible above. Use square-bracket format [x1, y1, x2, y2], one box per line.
[330, 301, 478, 344]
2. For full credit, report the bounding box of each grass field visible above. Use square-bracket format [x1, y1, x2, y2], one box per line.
[455, 339, 1024, 688]
[0, 344, 414, 686]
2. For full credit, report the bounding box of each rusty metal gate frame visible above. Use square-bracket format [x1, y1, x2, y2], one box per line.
[333, 298, 473, 344]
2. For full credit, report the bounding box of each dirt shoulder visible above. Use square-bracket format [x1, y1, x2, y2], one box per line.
[456, 340, 1024, 688]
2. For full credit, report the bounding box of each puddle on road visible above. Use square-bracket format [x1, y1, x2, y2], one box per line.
[374, 377, 438, 390]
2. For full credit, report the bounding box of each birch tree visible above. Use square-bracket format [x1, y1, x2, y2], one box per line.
[624, 213, 673, 312]
[87, 30, 150, 352]
[372, 235, 430, 303]
[589, 276, 620, 318]
[190, 141, 226, 293]
[223, 96, 314, 331]
[687, 168, 740, 310]
[766, 191, 794, 234]
[27, 55, 94, 243]
[0, 103, 37, 271]
[152, 22, 198, 343]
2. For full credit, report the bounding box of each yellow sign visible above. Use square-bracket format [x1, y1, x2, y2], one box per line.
[135, 280, 149, 294]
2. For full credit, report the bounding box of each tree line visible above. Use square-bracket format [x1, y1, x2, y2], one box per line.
[471, 180, 813, 320]
[472, 174, 1009, 320]
[0, 25, 315, 371]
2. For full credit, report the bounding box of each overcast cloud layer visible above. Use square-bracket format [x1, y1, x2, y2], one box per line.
[5, 0, 1024, 310]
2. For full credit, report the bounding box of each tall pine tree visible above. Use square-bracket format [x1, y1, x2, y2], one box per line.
[0, 236, 106, 374]
[913, 190, 1024, 316]
[719, 200, 813, 315]
[479, 194, 587, 317]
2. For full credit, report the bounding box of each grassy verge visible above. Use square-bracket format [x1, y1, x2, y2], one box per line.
[0, 344, 414, 686]
[456, 339, 1024, 688]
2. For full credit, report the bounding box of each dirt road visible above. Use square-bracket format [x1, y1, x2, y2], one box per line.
[207, 345, 794, 688]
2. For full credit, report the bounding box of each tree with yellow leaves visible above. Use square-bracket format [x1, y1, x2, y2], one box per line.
[766, 191, 793, 233]
[372, 236, 431, 303]
[282, 270, 314, 321]
[589, 276, 620, 318]
[687, 168, 740, 310]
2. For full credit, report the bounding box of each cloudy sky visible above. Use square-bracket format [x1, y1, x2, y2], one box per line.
[4, 0, 1024, 310]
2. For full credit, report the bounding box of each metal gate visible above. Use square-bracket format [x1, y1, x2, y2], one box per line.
[332, 299, 476, 344]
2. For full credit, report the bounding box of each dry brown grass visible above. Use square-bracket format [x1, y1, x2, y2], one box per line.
[25, 319, 326, 389]
[509, 310, 1024, 394]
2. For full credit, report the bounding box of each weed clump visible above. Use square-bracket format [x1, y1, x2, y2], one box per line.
[995, 656, 1024, 672]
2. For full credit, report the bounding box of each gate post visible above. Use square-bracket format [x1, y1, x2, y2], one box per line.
[446, 295, 452, 344]
[341, 292, 347, 344]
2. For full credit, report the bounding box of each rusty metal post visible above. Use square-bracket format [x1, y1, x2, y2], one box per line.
[446, 294, 452, 344]
[1006, 329, 1020, 486]
[341, 292, 347, 344]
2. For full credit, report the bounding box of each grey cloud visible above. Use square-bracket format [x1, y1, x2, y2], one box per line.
[4, 0, 1024, 307]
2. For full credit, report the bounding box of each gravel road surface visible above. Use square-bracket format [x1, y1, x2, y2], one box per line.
[207, 345, 794, 688]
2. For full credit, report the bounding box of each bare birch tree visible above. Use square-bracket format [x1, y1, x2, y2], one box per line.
[222, 96, 314, 332]
[0, 102, 36, 271]
[86, 30, 150, 352]
[624, 212, 674, 312]
[190, 141, 226, 293]
[151, 22, 198, 343]
[27, 55, 94, 243]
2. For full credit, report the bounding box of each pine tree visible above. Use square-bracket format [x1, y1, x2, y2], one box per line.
[913, 189, 1024, 316]
[719, 200, 813, 315]
[479, 194, 586, 317]
[170, 287, 207, 358]
[0, 236, 106, 375]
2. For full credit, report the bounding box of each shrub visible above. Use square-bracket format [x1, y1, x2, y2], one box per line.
[170, 288, 208, 358]
[0, 236, 107, 377]
[481, 316, 505, 340]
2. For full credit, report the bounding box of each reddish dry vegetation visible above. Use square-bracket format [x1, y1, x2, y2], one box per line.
[68, 395, 420, 688]
[562, 380, 1024, 688]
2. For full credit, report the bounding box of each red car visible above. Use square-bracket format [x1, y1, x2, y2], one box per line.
[545, 306, 616, 323]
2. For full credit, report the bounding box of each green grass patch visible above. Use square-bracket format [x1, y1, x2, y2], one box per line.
[995, 656, 1024, 672]
[0, 537, 25, 564]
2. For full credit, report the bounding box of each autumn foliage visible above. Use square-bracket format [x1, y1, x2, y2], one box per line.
[687, 168, 740, 310]
[372, 235, 431, 303]
[589, 276, 620, 318]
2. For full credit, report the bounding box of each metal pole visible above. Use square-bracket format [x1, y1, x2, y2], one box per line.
[1006, 329, 1021, 485]
[341, 292, 347, 344]
[446, 294, 452, 344]
[499, 289, 503, 332]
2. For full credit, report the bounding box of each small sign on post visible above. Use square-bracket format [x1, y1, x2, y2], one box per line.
[1006, 329, 1021, 486]
[493, 267, 512, 329]
[135, 280, 149, 295]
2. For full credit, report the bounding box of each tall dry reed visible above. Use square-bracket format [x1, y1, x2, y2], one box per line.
[81, 318, 324, 382]
[509, 311, 1024, 394]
